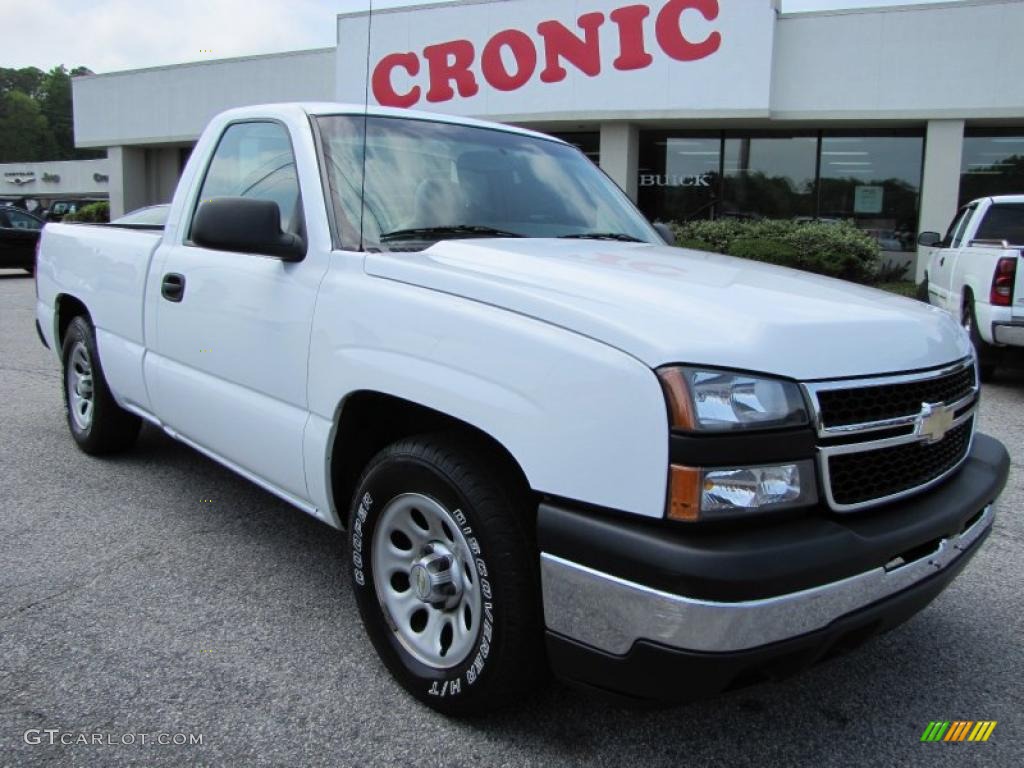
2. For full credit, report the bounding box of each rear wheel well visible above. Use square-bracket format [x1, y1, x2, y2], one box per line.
[329, 392, 534, 528]
[55, 294, 90, 348]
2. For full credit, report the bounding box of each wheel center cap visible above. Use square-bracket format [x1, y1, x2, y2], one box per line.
[409, 543, 462, 608]
[411, 564, 433, 601]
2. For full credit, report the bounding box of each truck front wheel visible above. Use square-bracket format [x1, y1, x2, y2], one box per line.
[61, 316, 141, 454]
[347, 433, 544, 715]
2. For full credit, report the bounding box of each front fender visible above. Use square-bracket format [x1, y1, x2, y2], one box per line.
[305, 270, 670, 523]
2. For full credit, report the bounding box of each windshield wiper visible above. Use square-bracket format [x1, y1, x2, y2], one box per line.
[380, 225, 525, 243]
[558, 232, 644, 243]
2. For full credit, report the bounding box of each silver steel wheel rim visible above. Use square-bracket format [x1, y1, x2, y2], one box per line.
[67, 341, 95, 431]
[371, 493, 482, 669]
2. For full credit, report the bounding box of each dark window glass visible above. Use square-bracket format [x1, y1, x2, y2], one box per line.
[3, 209, 42, 230]
[548, 132, 600, 165]
[975, 203, 1024, 244]
[944, 206, 971, 247]
[195, 121, 300, 233]
[636, 130, 924, 247]
[959, 130, 1024, 207]
[951, 205, 976, 248]
[819, 133, 923, 252]
[722, 135, 817, 220]
[638, 133, 720, 223]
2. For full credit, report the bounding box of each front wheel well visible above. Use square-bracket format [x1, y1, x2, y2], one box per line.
[329, 392, 534, 528]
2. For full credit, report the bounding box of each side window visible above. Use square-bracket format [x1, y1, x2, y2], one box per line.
[0, 211, 10, 229]
[950, 205, 976, 248]
[193, 121, 301, 237]
[943, 207, 969, 248]
[6, 210, 42, 230]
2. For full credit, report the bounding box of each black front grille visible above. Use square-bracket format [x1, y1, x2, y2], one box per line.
[817, 364, 976, 429]
[827, 418, 973, 507]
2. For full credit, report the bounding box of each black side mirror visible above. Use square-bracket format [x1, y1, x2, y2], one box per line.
[653, 221, 677, 246]
[192, 197, 306, 262]
[917, 231, 942, 248]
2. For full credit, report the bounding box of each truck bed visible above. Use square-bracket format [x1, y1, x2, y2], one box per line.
[36, 222, 163, 415]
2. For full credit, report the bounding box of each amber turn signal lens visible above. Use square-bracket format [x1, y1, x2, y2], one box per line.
[668, 465, 701, 522]
[657, 368, 696, 430]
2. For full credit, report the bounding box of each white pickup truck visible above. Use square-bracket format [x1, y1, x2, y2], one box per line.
[35, 103, 1009, 714]
[920, 195, 1024, 380]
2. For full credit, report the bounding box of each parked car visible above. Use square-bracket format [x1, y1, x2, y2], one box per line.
[919, 195, 1023, 379]
[0, 206, 44, 273]
[112, 204, 171, 228]
[45, 199, 106, 223]
[35, 104, 1010, 715]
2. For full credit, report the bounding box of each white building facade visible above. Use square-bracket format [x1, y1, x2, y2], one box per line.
[0, 158, 110, 211]
[72, 0, 1024, 278]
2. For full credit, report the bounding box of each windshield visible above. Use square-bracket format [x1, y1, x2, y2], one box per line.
[316, 115, 658, 252]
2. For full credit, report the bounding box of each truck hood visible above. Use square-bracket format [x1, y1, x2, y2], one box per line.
[364, 240, 972, 381]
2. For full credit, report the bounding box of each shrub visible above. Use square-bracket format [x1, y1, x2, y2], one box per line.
[727, 238, 800, 268]
[675, 238, 715, 252]
[64, 201, 110, 223]
[670, 218, 883, 284]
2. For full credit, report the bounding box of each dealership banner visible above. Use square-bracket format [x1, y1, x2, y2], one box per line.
[337, 0, 776, 119]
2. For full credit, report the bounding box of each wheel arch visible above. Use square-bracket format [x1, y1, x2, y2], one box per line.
[327, 390, 535, 529]
[54, 293, 91, 350]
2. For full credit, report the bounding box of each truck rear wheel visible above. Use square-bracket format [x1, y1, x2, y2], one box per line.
[961, 294, 999, 382]
[61, 316, 142, 455]
[347, 433, 544, 715]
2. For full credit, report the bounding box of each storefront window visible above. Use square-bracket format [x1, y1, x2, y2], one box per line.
[638, 133, 720, 222]
[722, 134, 817, 220]
[549, 132, 600, 165]
[959, 130, 1024, 207]
[636, 130, 926, 253]
[819, 133, 924, 253]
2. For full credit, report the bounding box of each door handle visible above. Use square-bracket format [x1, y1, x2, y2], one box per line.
[940, 257, 946, 267]
[161, 273, 186, 303]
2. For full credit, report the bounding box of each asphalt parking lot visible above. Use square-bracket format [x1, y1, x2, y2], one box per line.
[1, 269, 1022, 767]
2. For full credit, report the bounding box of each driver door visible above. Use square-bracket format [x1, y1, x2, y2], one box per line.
[929, 205, 974, 311]
[146, 120, 328, 503]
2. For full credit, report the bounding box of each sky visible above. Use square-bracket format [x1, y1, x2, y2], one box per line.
[2, 0, 955, 74]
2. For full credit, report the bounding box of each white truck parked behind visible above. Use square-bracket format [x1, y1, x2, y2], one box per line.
[35, 104, 1010, 714]
[920, 196, 1024, 379]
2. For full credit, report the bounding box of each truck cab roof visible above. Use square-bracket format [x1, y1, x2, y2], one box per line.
[212, 102, 568, 145]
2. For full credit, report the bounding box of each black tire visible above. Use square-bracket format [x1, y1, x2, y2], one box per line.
[61, 315, 142, 455]
[348, 432, 544, 715]
[961, 294, 999, 382]
[916, 274, 929, 303]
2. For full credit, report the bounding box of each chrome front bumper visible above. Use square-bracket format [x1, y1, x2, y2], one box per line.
[541, 505, 994, 656]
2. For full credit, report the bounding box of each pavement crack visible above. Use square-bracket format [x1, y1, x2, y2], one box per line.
[0, 548, 156, 622]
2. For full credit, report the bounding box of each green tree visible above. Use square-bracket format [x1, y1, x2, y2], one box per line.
[0, 90, 58, 162]
[0, 65, 99, 162]
[0, 67, 45, 100]
[38, 66, 97, 160]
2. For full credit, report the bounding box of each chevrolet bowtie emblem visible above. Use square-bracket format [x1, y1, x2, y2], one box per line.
[916, 402, 956, 444]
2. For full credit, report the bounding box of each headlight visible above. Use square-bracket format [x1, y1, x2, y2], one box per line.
[658, 367, 809, 432]
[668, 461, 818, 522]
